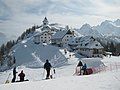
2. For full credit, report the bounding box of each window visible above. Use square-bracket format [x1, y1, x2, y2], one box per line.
[96, 44, 98, 46]
[45, 37, 46, 38]
[41, 37, 43, 38]
[93, 49, 99, 54]
[45, 34, 46, 35]
[85, 43, 89, 46]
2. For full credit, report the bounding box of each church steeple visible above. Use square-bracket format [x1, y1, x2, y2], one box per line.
[43, 17, 49, 26]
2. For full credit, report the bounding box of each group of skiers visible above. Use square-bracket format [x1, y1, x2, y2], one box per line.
[75, 61, 88, 75]
[12, 67, 25, 83]
[11, 59, 87, 83]
[11, 59, 53, 82]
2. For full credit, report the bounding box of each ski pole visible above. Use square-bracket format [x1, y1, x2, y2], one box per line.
[52, 68, 56, 79]
[5, 73, 11, 84]
[53, 68, 56, 74]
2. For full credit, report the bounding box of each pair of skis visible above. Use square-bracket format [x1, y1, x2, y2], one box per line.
[42, 68, 56, 80]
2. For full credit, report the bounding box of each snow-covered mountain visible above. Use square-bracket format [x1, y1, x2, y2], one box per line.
[74, 19, 120, 44]
[75, 23, 102, 38]
[113, 19, 120, 26]
[93, 19, 120, 37]
[76, 19, 120, 38]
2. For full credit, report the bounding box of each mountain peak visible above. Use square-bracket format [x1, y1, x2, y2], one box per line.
[100, 20, 112, 26]
[114, 19, 120, 26]
[115, 19, 120, 22]
[83, 23, 91, 27]
[81, 23, 91, 29]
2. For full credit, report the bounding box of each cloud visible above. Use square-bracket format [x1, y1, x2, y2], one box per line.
[0, 0, 12, 20]
[1, 0, 120, 17]
[0, 0, 119, 41]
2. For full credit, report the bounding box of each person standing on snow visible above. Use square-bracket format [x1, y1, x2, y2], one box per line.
[18, 70, 25, 82]
[77, 61, 83, 75]
[12, 67, 17, 83]
[44, 60, 52, 79]
[82, 63, 87, 75]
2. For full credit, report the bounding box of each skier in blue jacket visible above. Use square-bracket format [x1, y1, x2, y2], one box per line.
[82, 63, 87, 75]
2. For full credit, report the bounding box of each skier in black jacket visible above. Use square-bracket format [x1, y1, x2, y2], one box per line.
[77, 61, 83, 75]
[44, 60, 52, 79]
[12, 67, 17, 83]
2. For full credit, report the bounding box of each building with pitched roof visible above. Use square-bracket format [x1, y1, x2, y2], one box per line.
[76, 36, 104, 58]
[33, 31, 52, 44]
[51, 27, 74, 47]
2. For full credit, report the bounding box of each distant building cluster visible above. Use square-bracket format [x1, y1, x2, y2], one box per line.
[33, 17, 104, 58]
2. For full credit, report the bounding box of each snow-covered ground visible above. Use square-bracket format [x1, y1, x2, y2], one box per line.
[0, 51, 120, 90]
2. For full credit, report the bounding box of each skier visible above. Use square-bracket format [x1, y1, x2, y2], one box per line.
[82, 63, 87, 75]
[64, 48, 67, 54]
[77, 61, 83, 75]
[44, 60, 52, 79]
[12, 67, 17, 83]
[18, 70, 25, 82]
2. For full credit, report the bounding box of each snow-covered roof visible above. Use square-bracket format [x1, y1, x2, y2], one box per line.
[51, 30, 72, 40]
[51, 30, 68, 39]
[41, 25, 51, 31]
[34, 30, 51, 37]
[43, 17, 48, 23]
[77, 36, 104, 49]
[85, 40, 104, 49]
[68, 37, 81, 45]
[80, 58, 104, 68]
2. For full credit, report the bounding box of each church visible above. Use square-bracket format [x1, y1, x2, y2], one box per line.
[33, 17, 53, 44]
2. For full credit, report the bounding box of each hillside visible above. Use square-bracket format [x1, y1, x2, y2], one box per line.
[10, 36, 67, 68]
[0, 56, 120, 90]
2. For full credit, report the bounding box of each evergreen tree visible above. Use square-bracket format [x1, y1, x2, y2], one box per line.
[109, 42, 116, 53]
[21, 31, 26, 40]
[16, 36, 21, 43]
[116, 43, 120, 53]
[0, 51, 3, 66]
[0, 44, 5, 56]
[31, 25, 36, 32]
[104, 42, 109, 51]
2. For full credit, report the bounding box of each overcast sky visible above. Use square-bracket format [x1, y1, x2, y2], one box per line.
[0, 0, 120, 39]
